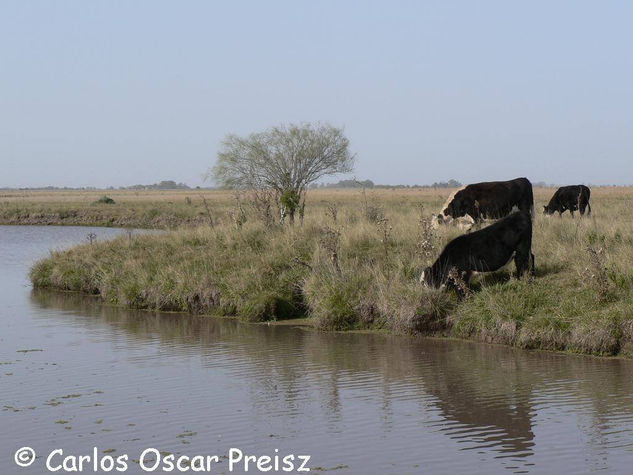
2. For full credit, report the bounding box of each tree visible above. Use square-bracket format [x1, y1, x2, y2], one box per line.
[211, 122, 355, 223]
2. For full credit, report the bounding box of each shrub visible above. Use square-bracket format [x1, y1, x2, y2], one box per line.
[94, 195, 116, 204]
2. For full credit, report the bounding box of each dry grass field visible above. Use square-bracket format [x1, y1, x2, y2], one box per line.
[14, 187, 633, 357]
[0, 189, 232, 228]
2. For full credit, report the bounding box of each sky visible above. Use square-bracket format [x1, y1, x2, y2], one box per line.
[1, 1, 632, 188]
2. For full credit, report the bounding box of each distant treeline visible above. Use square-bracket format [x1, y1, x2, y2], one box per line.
[310, 179, 579, 189]
[120, 180, 191, 190]
[0, 179, 615, 192]
[311, 179, 464, 189]
[2, 180, 198, 191]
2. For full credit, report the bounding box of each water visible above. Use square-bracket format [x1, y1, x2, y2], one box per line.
[2, 226, 633, 474]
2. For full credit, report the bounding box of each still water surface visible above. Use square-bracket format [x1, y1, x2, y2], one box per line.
[2, 226, 633, 474]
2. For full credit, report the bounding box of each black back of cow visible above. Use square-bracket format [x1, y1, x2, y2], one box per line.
[422, 211, 534, 292]
[442, 177, 534, 222]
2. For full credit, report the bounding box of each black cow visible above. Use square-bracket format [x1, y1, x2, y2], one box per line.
[543, 185, 591, 217]
[421, 211, 534, 296]
[435, 177, 534, 226]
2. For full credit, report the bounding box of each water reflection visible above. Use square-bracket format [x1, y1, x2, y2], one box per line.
[29, 289, 633, 472]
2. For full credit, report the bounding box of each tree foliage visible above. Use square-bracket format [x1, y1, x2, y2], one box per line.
[212, 122, 354, 223]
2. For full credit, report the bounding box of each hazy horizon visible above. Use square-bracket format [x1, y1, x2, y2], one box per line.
[2, 178, 632, 191]
[2, 1, 632, 188]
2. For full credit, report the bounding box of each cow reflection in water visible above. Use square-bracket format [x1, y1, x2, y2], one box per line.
[420, 341, 535, 457]
[33, 289, 633, 468]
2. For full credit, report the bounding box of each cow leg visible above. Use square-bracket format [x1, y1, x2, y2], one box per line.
[587, 202, 592, 216]
[570, 209, 574, 218]
[514, 254, 526, 278]
[514, 247, 532, 279]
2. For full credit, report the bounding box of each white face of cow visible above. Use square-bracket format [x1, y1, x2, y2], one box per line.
[433, 213, 475, 230]
[431, 214, 446, 229]
[420, 268, 447, 290]
[433, 185, 474, 230]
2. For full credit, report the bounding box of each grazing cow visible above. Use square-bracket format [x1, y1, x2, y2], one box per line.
[543, 185, 591, 217]
[421, 211, 534, 297]
[434, 177, 534, 227]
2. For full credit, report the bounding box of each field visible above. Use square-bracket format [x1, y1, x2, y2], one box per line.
[9, 187, 633, 357]
[0, 189, 230, 228]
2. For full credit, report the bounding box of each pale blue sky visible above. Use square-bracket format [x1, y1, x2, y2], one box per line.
[2, 1, 632, 187]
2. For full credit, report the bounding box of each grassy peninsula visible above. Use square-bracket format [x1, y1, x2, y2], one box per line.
[19, 187, 633, 357]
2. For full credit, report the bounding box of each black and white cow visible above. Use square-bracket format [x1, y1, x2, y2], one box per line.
[543, 185, 591, 217]
[434, 177, 534, 228]
[421, 211, 534, 296]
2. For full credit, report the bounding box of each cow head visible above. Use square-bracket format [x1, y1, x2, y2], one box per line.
[420, 266, 442, 288]
[543, 205, 554, 215]
[434, 187, 477, 229]
[432, 212, 474, 231]
[445, 192, 477, 221]
[443, 198, 464, 219]
[431, 214, 445, 229]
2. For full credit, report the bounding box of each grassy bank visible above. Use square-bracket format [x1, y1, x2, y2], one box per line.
[0, 189, 231, 228]
[26, 187, 633, 357]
